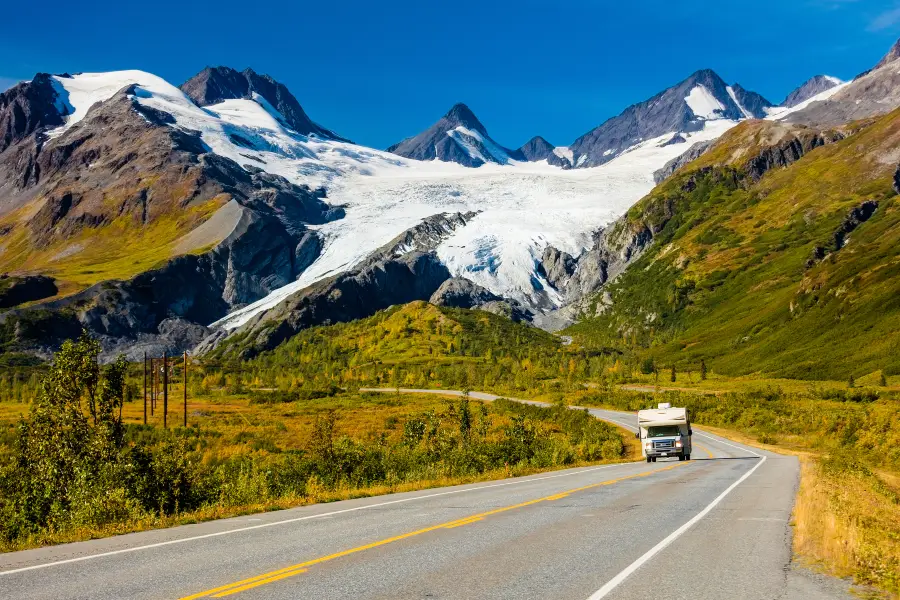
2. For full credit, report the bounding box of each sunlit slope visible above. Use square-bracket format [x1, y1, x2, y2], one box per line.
[568, 113, 900, 379]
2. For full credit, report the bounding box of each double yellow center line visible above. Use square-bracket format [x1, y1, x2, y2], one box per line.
[180, 462, 684, 599]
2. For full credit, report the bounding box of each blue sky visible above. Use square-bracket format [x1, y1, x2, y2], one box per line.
[1, 0, 898, 149]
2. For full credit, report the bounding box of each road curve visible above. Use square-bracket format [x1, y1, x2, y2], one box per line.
[0, 389, 853, 600]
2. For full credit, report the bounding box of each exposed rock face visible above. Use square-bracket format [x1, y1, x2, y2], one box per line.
[205, 211, 478, 357]
[429, 277, 501, 308]
[0, 74, 65, 154]
[743, 128, 844, 182]
[569, 69, 771, 168]
[0, 275, 57, 309]
[180, 67, 347, 141]
[387, 103, 514, 167]
[730, 84, 771, 117]
[514, 136, 555, 161]
[224, 252, 451, 357]
[806, 200, 878, 269]
[781, 75, 842, 108]
[538, 246, 576, 290]
[512, 136, 571, 167]
[653, 140, 715, 183]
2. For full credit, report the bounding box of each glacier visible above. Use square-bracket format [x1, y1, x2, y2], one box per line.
[49, 70, 747, 331]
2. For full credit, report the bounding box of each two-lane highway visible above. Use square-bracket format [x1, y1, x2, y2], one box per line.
[0, 394, 854, 599]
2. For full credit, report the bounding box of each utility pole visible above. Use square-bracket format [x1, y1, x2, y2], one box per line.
[150, 358, 155, 416]
[143, 352, 147, 425]
[183, 351, 188, 428]
[163, 352, 168, 429]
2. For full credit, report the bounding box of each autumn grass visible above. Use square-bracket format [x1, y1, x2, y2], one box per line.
[0, 194, 226, 296]
[0, 389, 639, 553]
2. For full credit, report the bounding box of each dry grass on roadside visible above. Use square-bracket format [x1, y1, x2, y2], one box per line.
[793, 456, 900, 598]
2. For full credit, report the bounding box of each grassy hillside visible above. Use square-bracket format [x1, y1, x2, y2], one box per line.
[568, 114, 900, 380]
[212, 301, 615, 395]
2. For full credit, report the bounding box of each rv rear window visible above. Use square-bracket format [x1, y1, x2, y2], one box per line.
[647, 425, 680, 437]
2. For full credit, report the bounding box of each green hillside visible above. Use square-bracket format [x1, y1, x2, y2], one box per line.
[567, 113, 900, 380]
[213, 301, 611, 394]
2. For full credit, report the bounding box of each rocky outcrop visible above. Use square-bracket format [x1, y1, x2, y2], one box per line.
[743, 128, 844, 182]
[653, 140, 715, 183]
[180, 67, 347, 141]
[0, 74, 65, 155]
[0, 275, 57, 309]
[806, 200, 879, 269]
[429, 277, 501, 308]
[538, 246, 576, 290]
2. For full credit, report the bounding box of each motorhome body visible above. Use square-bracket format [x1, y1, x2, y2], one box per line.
[637, 403, 692, 462]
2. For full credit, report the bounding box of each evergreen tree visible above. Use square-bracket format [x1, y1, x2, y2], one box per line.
[880, 372, 888, 387]
[670, 365, 676, 383]
[700, 360, 707, 381]
[848, 374, 855, 388]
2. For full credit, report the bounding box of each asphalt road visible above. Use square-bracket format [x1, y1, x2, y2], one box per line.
[0, 389, 853, 600]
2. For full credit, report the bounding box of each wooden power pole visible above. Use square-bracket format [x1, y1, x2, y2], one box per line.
[150, 358, 155, 416]
[183, 351, 188, 427]
[163, 352, 168, 429]
[143, 352, 147, 425]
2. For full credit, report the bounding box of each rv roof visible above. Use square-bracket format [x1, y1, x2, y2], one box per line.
[638, 407, 688, 425]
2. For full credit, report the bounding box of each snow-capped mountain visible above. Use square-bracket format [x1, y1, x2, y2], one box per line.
[780, 75, 843, 108]
[0, 63, 768, 354]
[511, 136, 569, 167]
[180, 66, 348, 142]
[567, 69, 772, 168]
[386, 103, 518, 168]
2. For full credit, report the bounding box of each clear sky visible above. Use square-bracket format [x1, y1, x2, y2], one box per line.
[1, 1, 898, 149]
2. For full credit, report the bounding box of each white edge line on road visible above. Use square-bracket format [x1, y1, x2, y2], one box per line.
[585, 437, 764, 599]
[0, 462, 636, 576]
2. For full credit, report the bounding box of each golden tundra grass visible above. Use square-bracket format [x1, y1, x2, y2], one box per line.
[794, 457, 900, 597]
[0, 391, 642, 552]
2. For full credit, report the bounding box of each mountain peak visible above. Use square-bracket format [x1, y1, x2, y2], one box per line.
[568, 68, 770, 168]
[180, 67, 346, 141]
[443, 103, 486, 134]
[387, 103, 510, 167]
[781, 75, 843, 108]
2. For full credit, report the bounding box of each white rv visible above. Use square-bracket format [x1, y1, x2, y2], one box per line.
[636, 403, 692, 462]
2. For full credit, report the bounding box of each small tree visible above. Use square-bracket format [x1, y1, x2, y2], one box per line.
[700, 360, 708, 381]
[847, 374, 855, 389]
[640, 357, 655, 375]
[880, 372, 888, 387]
[458, 393, 472, 440]
[670, 365, 677, 383]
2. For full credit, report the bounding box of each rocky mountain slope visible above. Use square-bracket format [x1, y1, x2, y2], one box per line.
[0, 70, 344, 358]
[566, 110, 898, 379]
[786, 44, 900, 127]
